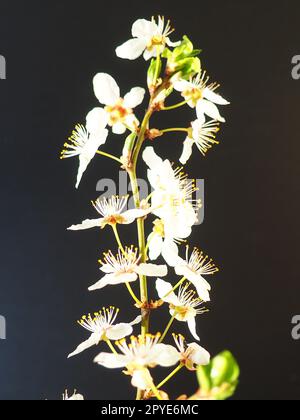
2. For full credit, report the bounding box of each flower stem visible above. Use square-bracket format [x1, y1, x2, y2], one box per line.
[96, 150, 123, 164]
[161, 100, 188, 111]
[159, 313, 177, 343]
[160, 127, 189, 134]
[150, 382, 163, 401]
[157, 364, 184, 389]
[105, 339, 118, 355]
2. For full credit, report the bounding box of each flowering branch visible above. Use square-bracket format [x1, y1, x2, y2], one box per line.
[60, 15, 240, 401]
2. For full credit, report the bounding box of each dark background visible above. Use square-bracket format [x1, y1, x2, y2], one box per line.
[0, 0, 299, 400]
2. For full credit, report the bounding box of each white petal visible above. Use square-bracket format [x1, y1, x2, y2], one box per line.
[149, 235, 163, 260]
[175, 265, 211, 302]
[142, 146, 163, 169]
[155, 279, 181, 306]
[166, 38, 181, 47]
[105, 316, 141, 341]
[116, 38, 147, 60]
[132, 19, 157, 39]
[180, 137, 194, 165]
[162, 241, 180, 267]
[94, 352, 129, 368]
[122, 208, 149, 224]
[124, 87, 145, 108]
[203, 88, 230, 105]
[86, 107, 109, 132]
[67, 218, 102, 231]
[188, 343, 210, 366]
[112, 122, 126, 135]
[150, 344, 180, 367]
[66, 393, 84, 401]
[106, 323, 133, 341]
[75, 129, 109, 189]
[88, 272, 138, 291]
[143, 48, 156, 61]
[68, 334, 99, 358]
[173, 79, 192, 92]
[196, 99, 225, 123]
[131, 368, 153, 390]
[93, 73, 120, 106]
[187, 317, 200, 341]
[136, 263, 168, 277]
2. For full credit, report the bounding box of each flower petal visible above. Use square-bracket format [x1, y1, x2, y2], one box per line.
[136, 263, 168, 277]
[116, 38, 147, 60]
[88, 272, 138, 291]
[93, 73, 120, 106]
[124, 87, 145, 108]
[188, 343, 210, 366]
[175, 265, 211, 302]
[180, 137, 194, 165]
[149, 234, 163, 260]
[112, 122, 126, 135]
[106, 323, 133, 341]
[187, 317, 200, 341]
[68, 334, 98, 358]
[86, 107, 109, 132]
[161, 240, 180, 267]
[156, 278, 181, 306]
[94, 352, 130, 368]
[173, 79, 192, 93]
[122, 208, 149, 224]
[203, 88, 230, 105]
[196, 99, 225, 123]
[67, 218, 103, 231]
[131, 368, 153, 390]
[150, 344, 180, 367]
[142, 146, 163, 169]
[132, 19, 157, 38]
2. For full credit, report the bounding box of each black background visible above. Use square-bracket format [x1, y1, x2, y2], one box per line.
[0, 0, 299, 400]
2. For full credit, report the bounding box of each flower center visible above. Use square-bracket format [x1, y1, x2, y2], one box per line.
[105, 214, 126, 226]
[153, 219, 165, 237]
[148, 35, 165, 50]
[183, 88, 203, 106]
[105, 99, 131, 126]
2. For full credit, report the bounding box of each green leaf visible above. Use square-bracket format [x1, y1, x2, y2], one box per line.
[197, 351, 240, 400]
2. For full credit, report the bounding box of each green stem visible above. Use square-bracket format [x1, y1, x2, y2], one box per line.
[160, 127, 189, 134]
[159, 313, 177, 343]
[96, 150, 123, 164]
[157, 364, 184, 389]
[162, 100, 188, 111]
[162, 277, 186, 300]
[150, 382, 163, 401]
[105, 339, 118, 355]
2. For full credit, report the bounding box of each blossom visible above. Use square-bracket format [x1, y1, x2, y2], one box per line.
[88, 246, 168, 291]
[62, 390, 84, 400]
[94, 333, 180, 389]
[68, 195, 150, 231]
[68, 307, 141, 358]
[93, 73, 145, 134]
[156, 279, 206, 340]
[173, 334, 210, 370]
[116, 16, 180, 61]
[147, 218, 191, 265]
[61, 108, 109, 188]
[180, 116, 220, 165]
[174, 71, 230, 122]
[173, 247, 219, 302]
[142, 147, 201, 227]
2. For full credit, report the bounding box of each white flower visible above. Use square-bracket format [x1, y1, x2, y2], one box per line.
[167, 247, 219, 302]
[116, 16, 180, 61]
[94, 333, 180, 390]
[156, 279, 206, 341]
[142, 147, 201, 226]
[180, 116, 220, 165]
[88, 246, 168, 291]
[68, 307, 141, 358]
[173, 334, 210, 370]
[148, 219, 191, 265]
[174, 71, 230, 122]
[61, 108, 109, 188]
[68, 195, 150, 231]
[62, 390, 84, 400]
[93, 73, 145, 134]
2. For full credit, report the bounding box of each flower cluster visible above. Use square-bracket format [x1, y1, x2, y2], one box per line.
[62, 16, 229, 400]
